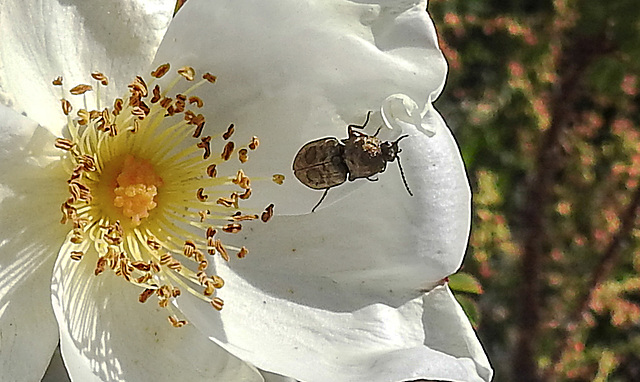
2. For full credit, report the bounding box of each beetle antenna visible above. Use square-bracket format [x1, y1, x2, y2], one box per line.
[312, 188, 330, 212]
[396, 155, 413, 196]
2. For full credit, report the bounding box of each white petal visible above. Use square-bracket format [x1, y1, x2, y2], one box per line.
[51, 245, 263, 382]
[0, 104, 66, 381]
[0, 0, 175, 136]
[178, 278, 490, 382]
[153, 0, 448, 215]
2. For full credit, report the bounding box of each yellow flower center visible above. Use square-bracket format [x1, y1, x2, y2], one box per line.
[53, 65, 283, 327]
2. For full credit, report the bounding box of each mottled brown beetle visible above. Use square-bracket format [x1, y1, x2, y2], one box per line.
[293, 111, 413, 212]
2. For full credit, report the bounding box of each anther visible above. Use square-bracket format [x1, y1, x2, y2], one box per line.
[261, 204, 275, 222]
[210, 297, 224, 311]
[61, 99, 72, 115]
[197, 136, 212, 159]
[91, 72, 109, 86]
[222, 124, 235, 140]
[139, 288, 156, 303]
[151, 85, 162, 103]
[203, 73, 217, 83]
[70, 84, 92, 95]
[221, 141, 234, 161]
[197, 187, 209, 201]
[188, 96, 203, 108]
[151, 63, 170, 78]
[237, 247, 249, 258]
[55, 138, 75, 151]
[177, 66, 196, 81]
[272, 174, 285, 185]
[52, 76, 63, 86]
[206, 164, 217, 178]
[222, 223, 242, 233]
[70, 251, 84, 261]
[168, 315, 187, 328]
[248, 136, 259, 150]
[238, 148, 248, 163]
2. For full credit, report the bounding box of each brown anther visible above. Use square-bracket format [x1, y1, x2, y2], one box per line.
[239, 188, 252, 200]
[139, 288, 156, 303]
[69, 179, 92, 202]
[52, 76, 63, 86]
[131, 119, 140, 134]
[60, 99, 72, 115]
[183, 240, 197, 257]
[203, 281, 216, 296]
[188, 96, 204, 108]
[151, 63, 171, 78]
[222, 223, 242, 233]
[216, 193, 239, 208]
[168, 315, 187, 328]
[151, 262, 161, 273]
[248, 136, 260, 150]
[167, 260, 183, 272]
[221, 141, 234, 161]
[198, 210, 210, 222]
[128, 76, 148, 97]
[197, 136, 212, 160]
[54, 138, 75, 151]
[151, 85, 162, 103]
[192, 120, 205, 138]
[91, 72, 109, 86]
[146, 237, 162, 251]
[206, 227, 217, 239]
[78, 155, 96, 172]
[211, 297, 224, 311]
[70, 251, 84, 261]
[198, 259, 208, 271]
[131, 261, 152, 272]
[177, 66, 196, 81]
[211, 275, 225, 288]
[95, 257, 107, 276]
[272, 174, 285, 185]
[194, 250, 205, 263]
[222, 124, 235, 140]
[132, 103, 150, 119]
[159, 253, 172, 265]
[232, 213, 258, 221]
[232, 170, 251, 189]
[172, 288, 181, 298]
[207, 237, 216, 255]
[261, 203, 275, 222]
[214, 239, 229, 262]
[237, 247, 249, 259]
[196, 187, 209, 202]
[70, 228, 84, 244]
[136, 274, 152, 284]
[159, 299, 169, 308]
[206, 164, 217, 178]
[159, 97, 173, 109]
[70, 84, 92, 95]
[238, 148, 249, 163]
[203, 73, 217, 83]
[113, 98, 124, 115]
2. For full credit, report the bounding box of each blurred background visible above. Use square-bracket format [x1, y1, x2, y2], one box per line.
[428, 0, 640, 380]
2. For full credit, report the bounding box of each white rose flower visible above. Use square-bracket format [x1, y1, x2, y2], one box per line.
[0, 0, 492, 381]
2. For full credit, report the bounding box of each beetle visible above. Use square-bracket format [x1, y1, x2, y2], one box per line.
[293, 111, 413, 212]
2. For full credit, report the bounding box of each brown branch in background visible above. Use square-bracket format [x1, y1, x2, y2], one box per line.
[512, 36, 610, 382]
[545, 184, 640, 379]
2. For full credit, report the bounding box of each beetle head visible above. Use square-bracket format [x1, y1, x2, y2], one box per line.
[381, 134, 409, 162]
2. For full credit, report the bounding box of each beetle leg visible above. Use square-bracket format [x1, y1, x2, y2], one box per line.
[347, 110, 373, 130]
[367, 176, 379, 182]
[311, 188, 331, 213]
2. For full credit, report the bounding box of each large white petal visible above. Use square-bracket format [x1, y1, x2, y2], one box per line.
[0, 104, 66, 381]
[151, 0, 482, 380]
[50, 245, 263, 382]
[0, 0, 175, 136]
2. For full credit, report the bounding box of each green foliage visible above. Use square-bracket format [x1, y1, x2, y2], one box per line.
[430, 0, 640, 379]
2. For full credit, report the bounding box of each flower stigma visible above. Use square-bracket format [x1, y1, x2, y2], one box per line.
[54, 64, 283, 327]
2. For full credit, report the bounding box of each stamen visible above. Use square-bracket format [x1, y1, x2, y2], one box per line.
[53, 64, 276, 327]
